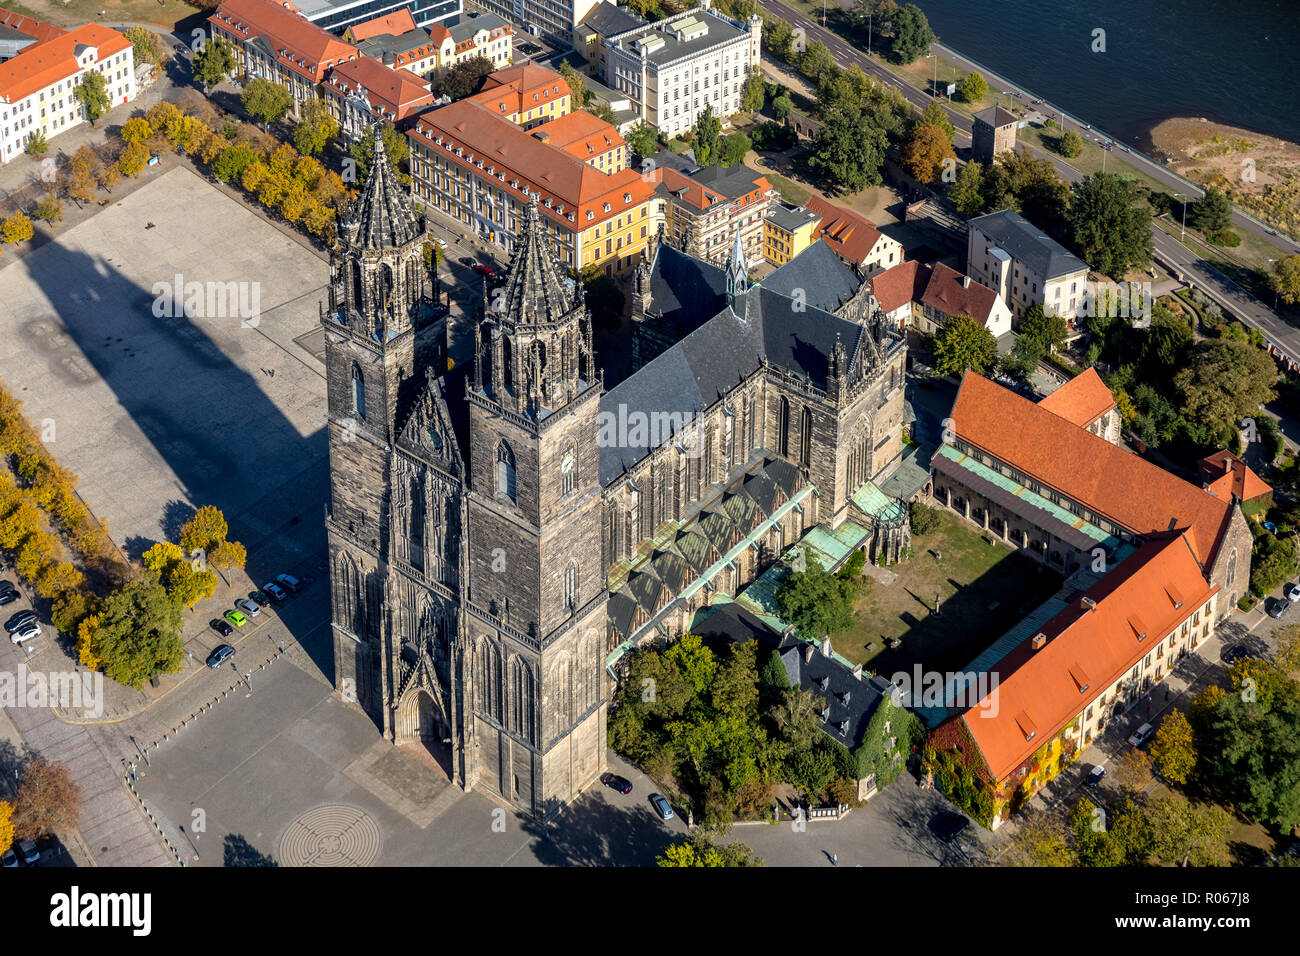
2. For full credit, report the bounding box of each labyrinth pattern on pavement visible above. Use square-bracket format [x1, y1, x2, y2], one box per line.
[278, 805, 382, 867]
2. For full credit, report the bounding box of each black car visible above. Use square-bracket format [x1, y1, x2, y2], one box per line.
[209, 618, 234, 637]
[206, 644, 235, 668]
[249, 591, 271, 608]
[1268, 598, 1290, 619]
[5, 610, 37, 633]
[1221, 644, 1249, 666]
[601, 773, 633, 794]
[930, 811, 970, 844]
[0, 590, 16, 608]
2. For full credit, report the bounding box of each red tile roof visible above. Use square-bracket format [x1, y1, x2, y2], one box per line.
[805, 194, 884, 265]
[411, 98, 654, 229]
[325, 58, 433, 121]
[1037, 367, 1117, 429]
[346, 8, 416, 41]
[471, 62, 569, 117]
[531, 109, 625, 162]
[0, 8, 64, 43]
[1197, 450, 1272, 504]
[869, 260, 923, 314]
[919, 262, 1001, 327]
[209, 0, 357, 83]
[0, 23, 130, 103]
[951, 372, 1233, 567]
[958, 533, 1216, 784]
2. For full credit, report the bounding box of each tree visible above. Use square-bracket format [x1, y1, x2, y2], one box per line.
[900, 122, 955, 183]
[242, 78, 293, 127]
[90, 580, 185, 689]
[12, 758, 82, 840]
[1018, 303, 1068, 354]
[717, 132, 750, 167]
[948, 160, 985, 217]
[32, 196, 63, 224]
[1149, 709, 1197, 784]
[1190, 185, 1233, 236]
[775, 553, 857, 638]
[1007, 812, 1074, 866]
[625, 122, 658, 161]
[193, 36, 237, 90]
[692, 103, 721, 167]
[741, 67, 765, 112]
[909, 501, 943, 535]
[1112, 748, 1153, 795]
[889, 3, 935, 64]
[808, 108, 888, 194]
[770, 687, 822, 754]
[916, 100, 954, 143]
[556, 59, 588, 108]
[24, 132, 48, 156]
[209, 539, 247, 572]
[292, 97, 339, 156]
[64, 145, 100, 204]
[124, 25, 160, 66]
[75, 71, 111, 127]
[1056, 129, 1083, 158]
[956, 71, 987, 104]
[2, 211, 34, 244]
[799, 40, 837, 84]
[438, 54, 494, 100]
[211, 142, 259, 183]
[118, 140, 150, 177]
[179, 505, 228, 556]
[771, 93, 793, 121]
[1275, 254, 1300, 306]
[0, 801, 12, 856]
[1174, 339, 1277, 440]
[121, 117, 153, 144]
[657, 828, 763, 866]
[1144, 794, 1232, 867]
[931, 313, 997, 377]
[1066, 172, 1153, 278]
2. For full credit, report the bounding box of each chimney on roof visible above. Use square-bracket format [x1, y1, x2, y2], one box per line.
[802, 643, 815, 663]
[851, 663, 863, 681]
[1030, 632, 1046, 650]
[1081, 596, 1097, 612]
[962, 275, 970, 288]
[821, 636, 832, 658]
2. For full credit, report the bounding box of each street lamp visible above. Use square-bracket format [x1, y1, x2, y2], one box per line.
[1173, 193, 1187, 240]
[1268, 259, 1280, 309]
[927, 52, 937, 98]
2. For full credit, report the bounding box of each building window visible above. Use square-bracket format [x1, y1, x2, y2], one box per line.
[778, 396, 790, 458]
[563, 562, 577, 612]
[497, 441, 516, 502]
[351, 364, 365, 420]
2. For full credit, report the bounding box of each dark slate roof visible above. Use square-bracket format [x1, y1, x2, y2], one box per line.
[581, 0, 645, 38]
[498, 194, 579, 324]
[968, 209, 1088, 281]
[645, 243, 728, 336]
[762, 240, 861, 314]
[343, 126, 421, 250]
[647, 149, 699, 174]
[973, 105, 1018, 128]
[608, 591, 639, 635]
[688, 163, 768, 200]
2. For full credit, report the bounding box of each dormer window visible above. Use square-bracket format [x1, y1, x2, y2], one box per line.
[603, 202, 611, 212]
[586, 210, 594, 221]
[624, 192, 631, 203]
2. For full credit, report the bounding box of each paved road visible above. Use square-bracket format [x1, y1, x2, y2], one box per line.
[758, 0, 1300, 365]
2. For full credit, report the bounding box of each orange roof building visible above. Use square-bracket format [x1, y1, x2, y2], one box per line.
[469, 63, 572, 128]
[649, 163, 774, 268]
[806, 194, 902, 273]
[344, 8, 416, 42]
[927, 371, 1253, 825]
[1036, 367, 1121, 443]
[322, 57, 434, 130]
[530, 109, 626, 173]
[0, 8, 65, 44]
[1197, 449, 1272, 514]
[0, 22, 136, 164]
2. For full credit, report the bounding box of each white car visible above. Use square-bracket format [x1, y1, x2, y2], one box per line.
[1128, 723, 1154, 747]
[263, 582, 287, 601]
[10, 622, 40, 645]
[1286, 584, 1300, 603]
[235, 598, 261, 618]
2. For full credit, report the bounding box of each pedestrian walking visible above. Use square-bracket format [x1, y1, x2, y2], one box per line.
[831, 853, 838, 866]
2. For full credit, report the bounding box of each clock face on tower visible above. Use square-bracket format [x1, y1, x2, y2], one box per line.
[561, 454, 575, 474]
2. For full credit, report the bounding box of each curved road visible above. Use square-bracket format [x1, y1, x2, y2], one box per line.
[759, 0, 1300, 366]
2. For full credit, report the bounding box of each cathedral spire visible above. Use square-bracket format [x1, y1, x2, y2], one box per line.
[342, 124, 421, 251]
[725, 228, 748, 307]
[496, 193, 577, 325]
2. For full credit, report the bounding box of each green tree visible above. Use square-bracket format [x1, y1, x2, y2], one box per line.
[741, 67, 765, 112]
[124, 26, 160, 66]
[889, 3, 935, 64]
[437, 54, 494, 100]
[193, 36, 237, 91]
[1018, 303, 1068, 354]
[1274, 254, 1300, 306]
[808, 108, 888, 194]
[75, 71, 111, 127]
[1007, 812, 1075, 866]
[916, 100, 954, 143]
[1190, 185, 1233, 236]
[211, 142, 259, 184]
[1143, 794, 1232, 867]
[556, 60, 589, 107]
[1066, 172, 1153, 278]
[956, 71, 987, 104]
[717, 131, 750, 167]
[32, 195, 63, 225]
[770, 687, 822, 753]
[292, 97, 339, 156]
[771, 93, 793, 121]
[900, 122, 955, 183]
[24, 132, 48, 156]
[88, 580, 185, 689]
[242, 78, 293, 127]
[931, 313, 997, 377]
[1056, 129, 1083, 158]
[1174, 339, 1277, 441]
[909, 501, 942, 535]
[948, 160, 985, 217]
[625, 122, 658, 161]
[657, 828, 763, 866]
[800, 40, 837, 84]
[775, 552, 856, 638]
[692, 103, 721, 166]
[664, 634, 716, 697]
[1149, 709, 1197, 784]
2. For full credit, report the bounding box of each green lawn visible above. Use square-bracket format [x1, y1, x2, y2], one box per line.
[836, 509, 1063, 675]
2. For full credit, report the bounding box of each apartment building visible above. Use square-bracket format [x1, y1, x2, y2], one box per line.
[581, 1, 761, 137]
[805, 195, 902, 275]
[869, 260, 1013, 337]
[294, 0, 461, 35]
[763, 203, 819, 266]
[321, 55, 435, 136]
[210, 0, 360, 118]
[530, 109, 627, 172]
[352, 9, 512, 78]
[468, 61, 570, 128]
[0, 8, 63, 61]
[0, 22, 136, 164]
[966, 208, 1090, 337]
[652, 162, 772, 267]
[408, 92, 659, 272]
[474, 0, 601, 46]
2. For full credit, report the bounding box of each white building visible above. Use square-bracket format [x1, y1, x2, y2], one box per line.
[0, 22, 136, 165]
[579, 1, 761, 137]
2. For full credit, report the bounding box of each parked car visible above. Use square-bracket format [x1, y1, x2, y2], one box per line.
[209, 618, 234, 637]
[649, 793, 673, 821]
[930, 811, 970, 843]
[10, 623, 40, 645]
[276, 574, 301, 593]
[17, 840, 39, 865]
[1286, 584, 1300, 603]
[1221, 644, 1249, 666]
[1, 848, 16, 867]
[5, 609, 36, 633]
[1087, 765, 1106, 787]
[0, 589, 15, 607]
[263, 582, 287, 602]
[601, 773, 633, 794]
[224, 609, 247, 628]
[459, 256, 476, 267]
[1268, 598, 1290, 619]
[1128, 723, 1154, 747]
[206, 644, 235, 668]
[235, 598, 261, 618]
[472, 263, 495, 280]
[249, 590, 271, 608]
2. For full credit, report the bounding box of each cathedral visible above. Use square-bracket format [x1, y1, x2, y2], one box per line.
[325, 129, 913, 816]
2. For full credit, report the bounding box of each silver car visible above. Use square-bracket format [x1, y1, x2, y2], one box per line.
[235, 598, 261, 618]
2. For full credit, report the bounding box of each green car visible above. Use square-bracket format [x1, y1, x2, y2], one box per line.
[224, 609, 247, 628]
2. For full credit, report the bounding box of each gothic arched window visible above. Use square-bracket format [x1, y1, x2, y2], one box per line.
[563, 562, 577, 613]
[496, 441, 516, 502]
[778, 397, 791, 458]
[351, 364, 366, 421]
[560, 444, 576, 497]
[800, 407, 812, 468]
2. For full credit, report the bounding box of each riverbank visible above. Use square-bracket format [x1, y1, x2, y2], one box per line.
[1150, 116, 1300, 238]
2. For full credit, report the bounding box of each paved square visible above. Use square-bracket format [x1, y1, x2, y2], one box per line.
[0, 167, 331, 554]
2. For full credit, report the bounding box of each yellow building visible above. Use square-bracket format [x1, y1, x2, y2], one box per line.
[764, 204, 820, 266]
[468, 63, 573, 129]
